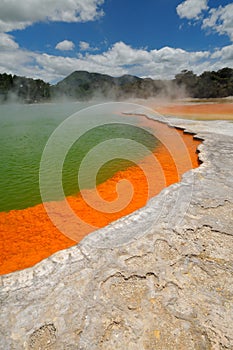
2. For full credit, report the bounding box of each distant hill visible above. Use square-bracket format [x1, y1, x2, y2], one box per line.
[52, 71, 118, 100]
[51, 70, 164, 100]
[0, 67, 233, 103]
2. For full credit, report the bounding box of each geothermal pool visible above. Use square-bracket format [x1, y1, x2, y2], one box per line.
[0, 102, 201, 275]
[155, 101, 233, 120]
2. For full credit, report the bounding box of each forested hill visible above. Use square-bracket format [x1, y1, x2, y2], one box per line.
[175, 68, 233, 99]
[0, 74, 50, 103]
[0, 67, 233, 103]
[51, 71, 166, 100]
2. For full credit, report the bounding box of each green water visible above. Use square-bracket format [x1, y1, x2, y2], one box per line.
[0, 102, 158, 212]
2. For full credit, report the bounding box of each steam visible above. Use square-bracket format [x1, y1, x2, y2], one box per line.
[0, 69, 192, 107]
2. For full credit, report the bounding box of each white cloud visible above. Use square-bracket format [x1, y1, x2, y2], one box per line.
[34, 52, 126, 81]
[202, 4, 233, 41]
[0, 19, 31, 33]
[0, 0, 104, 32]
[56, 40, 75, 51]
[88, 42, 151, 66]
[176, 0, 208, 20]
[0, 33, 19, 50]
[79, 41, 99, 52]
[177, 1, 233, 42]
[211, 44, 233, 61]
[1, 40, 231, 84]
[79, 41, 90, 51]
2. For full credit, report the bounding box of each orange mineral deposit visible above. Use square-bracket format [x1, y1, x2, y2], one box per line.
[0, 119, 201, 275]
[155, 102, 233, 120]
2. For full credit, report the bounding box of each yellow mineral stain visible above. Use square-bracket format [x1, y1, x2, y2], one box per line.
[154, 330, 161, 339]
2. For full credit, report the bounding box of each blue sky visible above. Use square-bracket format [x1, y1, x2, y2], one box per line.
[0, 0, 232, 82]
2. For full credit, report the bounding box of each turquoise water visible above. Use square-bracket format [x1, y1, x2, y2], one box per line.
[0, 102, 158, 212]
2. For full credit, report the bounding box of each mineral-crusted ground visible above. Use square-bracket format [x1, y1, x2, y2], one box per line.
[0, 114, 233, 350]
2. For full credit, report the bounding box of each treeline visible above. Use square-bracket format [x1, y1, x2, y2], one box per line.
[0, 67, 232, 103]
[53, 68, 233, 101]
[0, 73, 50, 103]
[175, 68, 233, 98]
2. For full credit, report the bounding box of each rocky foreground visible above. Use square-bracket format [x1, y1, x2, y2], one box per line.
[0, 114, 233, 349]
